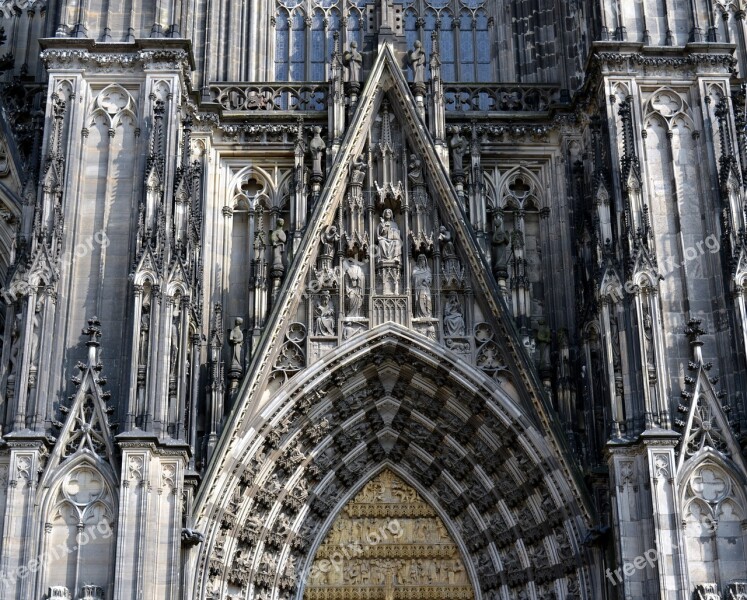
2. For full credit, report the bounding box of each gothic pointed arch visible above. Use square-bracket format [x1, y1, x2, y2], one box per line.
[303, 467, 475, 599]
[192, 324, 595, 600]
[36, 451, 118, 600]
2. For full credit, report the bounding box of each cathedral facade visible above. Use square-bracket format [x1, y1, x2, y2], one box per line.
[0, 0, 746, 598]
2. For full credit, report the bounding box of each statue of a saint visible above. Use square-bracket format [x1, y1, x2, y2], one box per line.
[309, 126, 325, 176]
[443, 292, 465, 336]
[170, 310, 180, 372]
[409, 40, 426, 84]
[449, 126, 469, 172]
[439, 225, 455, 258]
[319, 224, 339, 278]
[534, 318, 551, 368]
[320, 225, 339, 258]
[138, 302, 150, 366]
[271, 218, 287, 271]
[491, 213, 509, 274]
[29, 297, 43, 367]
[315, 291, 336, 336]
[343, 258, 365, 318]
[229, 317, 244, 369]
[408, 154, 424, 187]
[376, 209, 402, 263]
[343, 41, 363, 83]
[351, 155, 367, 185]
[412, 254, 433, 318]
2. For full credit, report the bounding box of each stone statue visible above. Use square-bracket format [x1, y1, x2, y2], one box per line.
[376, 209, 402, 263]
[343, 258, 365, 318]
[351, 154, 367, 185]
[138, 302, 150, 366]
[29, 297, 43, 367]
[7, 312, 21, 378]
[439, 225, 455, 258]
[320, 225, 339, 258]
[412, 254, 433, 318]
[409, 40, 426, 84]
[315, 291, 336, 336]
[449, 126, 469, 172]
[491, 213, 509, 274]
[443, 292, 465, 336]
[170, 309, 180, 372]
[271, 218, 287, 271]
[408, 153, 424, 187]
[535, 318, 551, 369]
[229, 318, 244, 369]
[343, 41, 363, 83]
[309, 126, 325, 176]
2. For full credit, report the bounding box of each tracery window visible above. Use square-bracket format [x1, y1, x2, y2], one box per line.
[274, 0, 367, 81]
[402, 0, 492, 82]
[274, 0, 492, 82]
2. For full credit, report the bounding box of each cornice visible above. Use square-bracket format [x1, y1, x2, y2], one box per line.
[588, 41, 737, 75]
[38, 38, 195, 73]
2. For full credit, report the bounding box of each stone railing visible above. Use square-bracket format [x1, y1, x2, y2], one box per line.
[207, 83, 328, 112]
[443, 84, 561, 113]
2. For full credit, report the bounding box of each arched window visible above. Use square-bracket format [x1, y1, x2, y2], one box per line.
[347, 9, 363, 48]
[310, 9, 325, 80]
[290, 10, 306, 81]
[424, 8, 437, 59]
[275, 10, 290, 80]
[475, 9, 491, 80]
[440, 11, 456, 82]
[459, 10, 474, 81]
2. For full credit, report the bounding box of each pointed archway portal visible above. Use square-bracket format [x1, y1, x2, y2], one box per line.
[304, 469, 474, 599]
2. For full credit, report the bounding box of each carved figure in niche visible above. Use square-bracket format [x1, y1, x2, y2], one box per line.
[377, 209, 402, 263]
[229, 318, 244, 369]
[170, 307, 181, 372]
[534, 318, 551, 369]
[351, 155, 367, 185]
[408, 153, 424, 187]
[343, 41, 363, 84]
[315, 291, 336, 336]
[439, 225, 455, 257]
[609, 313, 621, 370]
[309, 126, 325, 176]
[138, 302, 151, 366]
[343, 258, 365, 318]
[443, 292, 465, 336]
[319, 224, 340, 278]
[271, 218, 287, 271]
[408, 40, 426, 84]
[412, 254, 433, 318]
[7, 311, 21, 378]
[449, 126, 469, 173]
[491, 213, 509, 274]
[643, 306, 655, 369]
[29, 297, 43, 367]
[320, 225, 339, 259]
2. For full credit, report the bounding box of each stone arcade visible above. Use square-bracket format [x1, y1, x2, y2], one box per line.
[0, 1, 746, 599]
